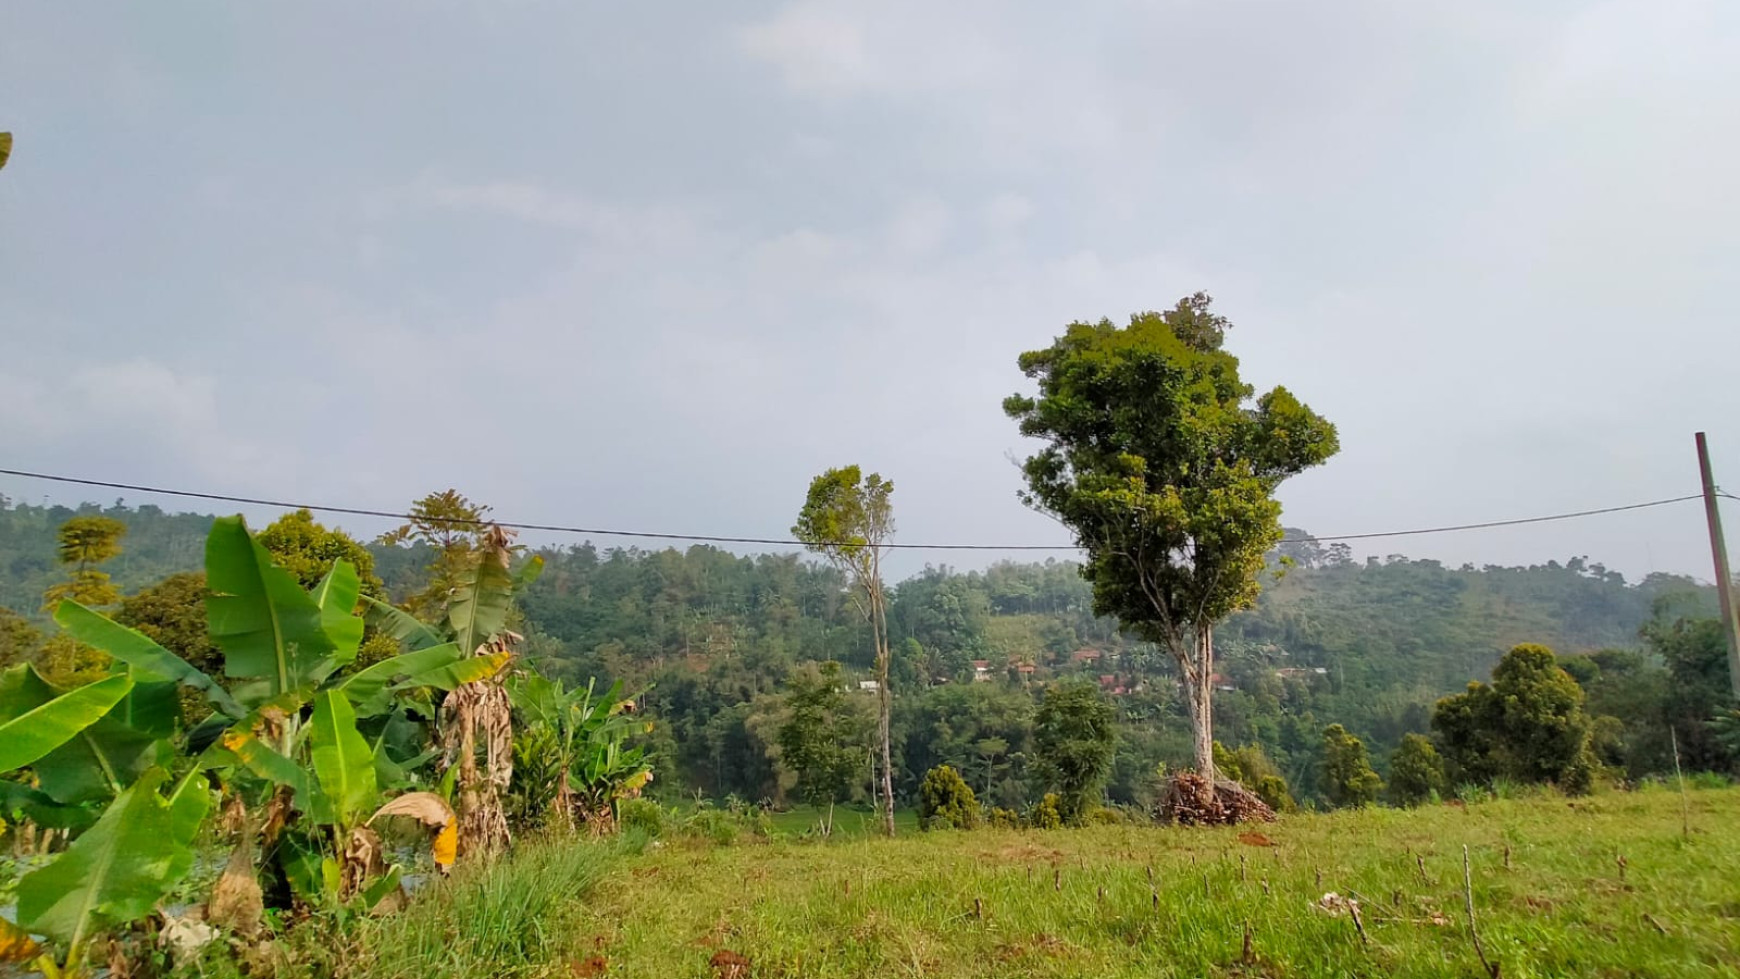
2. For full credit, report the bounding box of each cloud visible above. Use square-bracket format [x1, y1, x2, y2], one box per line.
[0, 359, 278, 484]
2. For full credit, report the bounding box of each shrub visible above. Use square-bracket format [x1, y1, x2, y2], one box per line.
[1388, 733, 1446, 807]
[1253, 775, 1297, 814]
[1319, 724, 1383, 808]
[918, 765, 981, 830]
[682, 804, 740, 846]
[617, 799, 670, 838]
[1432, 643, 1598, 795]
[1029, 793, 1063, 830]
[1214, 741, 1295, 812]
[1085, 807, 1124, 826]
[987, 807, 1021, 829]
[1688, 771, 1734, 790]
[1033, 683, 1116, 823]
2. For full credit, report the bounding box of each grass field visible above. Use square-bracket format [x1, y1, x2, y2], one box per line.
[222, 785, 1740, 979]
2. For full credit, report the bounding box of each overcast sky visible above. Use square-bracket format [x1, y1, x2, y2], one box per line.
[3, 1, 1737, 583]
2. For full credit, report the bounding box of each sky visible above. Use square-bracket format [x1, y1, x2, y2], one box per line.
[2, 1, 1738, 583]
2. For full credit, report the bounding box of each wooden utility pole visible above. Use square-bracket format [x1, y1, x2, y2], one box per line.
[1694, 432, 1740, 698]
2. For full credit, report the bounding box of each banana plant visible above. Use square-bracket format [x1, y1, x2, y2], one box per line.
[508, 675, 652, 832]
[365, 526, 543, 858]
[0, 515, 515, 975]
[12, 768, 209, 979]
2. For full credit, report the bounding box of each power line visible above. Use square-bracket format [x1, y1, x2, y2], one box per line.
[1280, 495, 1703, 544]
[0, 466, 1705, 552]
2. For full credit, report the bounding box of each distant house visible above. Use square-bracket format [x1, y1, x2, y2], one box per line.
[1069, 648, 1104, 665]
[1209, 673, 1237, 692]
[857, 679, 880, 693]
[1274, 667, 1330, 681]
[971, 660, 992, 683]
[1096, 673, 1129, 695]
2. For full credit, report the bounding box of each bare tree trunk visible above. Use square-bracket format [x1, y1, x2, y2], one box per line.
[872, 580, 896, 837]
[1187, 624, 1215, 780]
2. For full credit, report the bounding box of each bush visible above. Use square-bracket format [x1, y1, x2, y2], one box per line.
[987, 807, 1021, 829]
[918, 765, 981, 830]
[1432, 643, 1599, 795]
[1688, 771, 1734, 790]
[617, 799, 670, 838]
[1253, 775, 1297, 814]
[1084, 807, 1124, 826]
[1388, 733, 1447, 807]
[1029, 793, 1063, 830]
[1214, 741, 1295, 812]
[1319, 724, 1383, 808]
[682, 804, 740, 846]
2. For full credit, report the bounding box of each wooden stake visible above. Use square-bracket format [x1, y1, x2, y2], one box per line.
[1463, 845, 1500, 978]
[1242, 921, 1255, 964]
[1417, 853, 1429, 883]
[1672, 727, 1691, 840]
[1054, 867, 1062, 892]
[1503, 845, 1511, 871]
[1240, 854, 1248, 882]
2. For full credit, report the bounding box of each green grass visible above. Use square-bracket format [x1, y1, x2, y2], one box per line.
[203, 786, 1740, 979]
[761, 805, 923, 838]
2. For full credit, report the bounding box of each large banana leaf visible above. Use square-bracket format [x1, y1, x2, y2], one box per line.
[205, 515, 335, 700]
[55, 601, 245, 719]
[311, 560, 365, 668]
[360, 596, 445, 652]
[15, 768, 201, 951]
[335, 642, 506, 716]
[445, 547, 518, 656]
[163, 769, 213, 885]
[309, 689, 376, 827]
[2, 665, 167, 806]
[214, 727, 309, 800]
[0, 132, 11, 171]
[0, 671, 132, 772]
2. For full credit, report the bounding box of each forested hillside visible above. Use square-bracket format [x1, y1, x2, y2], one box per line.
[0, 496, 1720, 807]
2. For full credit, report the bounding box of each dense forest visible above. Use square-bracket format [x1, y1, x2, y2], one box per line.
[2, 493, 1726, 813]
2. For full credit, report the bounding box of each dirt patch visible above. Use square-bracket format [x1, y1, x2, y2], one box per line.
[994, 934, 1074, 962]
[982, 843, 1065, 863]
[570, 955, 609, 977]
[1237, 832, 1275, 847]
[709, 949, 751, 978]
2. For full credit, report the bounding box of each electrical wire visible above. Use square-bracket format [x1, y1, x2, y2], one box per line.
[0, 466, 1708, 551]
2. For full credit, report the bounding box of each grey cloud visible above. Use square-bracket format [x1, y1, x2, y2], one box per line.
[1, 0, 1736, 584]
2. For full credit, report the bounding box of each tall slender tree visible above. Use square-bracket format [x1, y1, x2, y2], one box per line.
[1004, 294, 1338, 781]
[793, 465, 897, 836]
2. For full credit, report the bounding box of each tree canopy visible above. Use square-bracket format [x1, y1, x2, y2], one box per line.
[1005, 294, 1338, 777]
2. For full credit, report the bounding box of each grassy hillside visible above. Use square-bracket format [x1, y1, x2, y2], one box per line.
[261, 786, 1740, 979]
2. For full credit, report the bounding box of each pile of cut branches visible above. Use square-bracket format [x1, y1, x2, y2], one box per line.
[1156, 771, 1276, 826]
